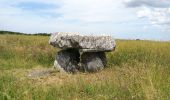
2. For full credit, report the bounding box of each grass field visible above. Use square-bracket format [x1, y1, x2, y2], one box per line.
[0, 34, 170, 100]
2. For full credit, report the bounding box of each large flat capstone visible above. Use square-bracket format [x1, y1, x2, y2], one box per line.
[49, 32, 116, 52]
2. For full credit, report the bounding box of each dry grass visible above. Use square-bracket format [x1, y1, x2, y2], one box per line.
[0, 34, 170, 100]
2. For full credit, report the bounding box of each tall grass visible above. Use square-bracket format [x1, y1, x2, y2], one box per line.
[0, 34, 170, 100]
[0, 35, 56, 69]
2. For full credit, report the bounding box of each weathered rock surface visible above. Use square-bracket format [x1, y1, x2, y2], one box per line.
[81, 52, 106, 72]
[49, 32, 116, 52]
[54, 49, 80, 73]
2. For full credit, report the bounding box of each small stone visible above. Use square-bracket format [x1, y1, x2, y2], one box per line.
[54, 49, 80, 73]
[81, 52, 107, 72]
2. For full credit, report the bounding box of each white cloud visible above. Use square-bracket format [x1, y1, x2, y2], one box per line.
[0, 0, 170, 40]
[124, 0, 170, 8]
[59, 0, 123, 22]
[137, 7, 170, 30]
[125, 0, 170, 32]
[0, 0, 126, 22]
[0, 0, 138, 33]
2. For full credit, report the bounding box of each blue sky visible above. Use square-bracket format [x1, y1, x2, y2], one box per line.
[0, 0, 170, 41]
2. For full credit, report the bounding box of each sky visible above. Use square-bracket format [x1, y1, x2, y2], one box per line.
[0, 0, 170, 41]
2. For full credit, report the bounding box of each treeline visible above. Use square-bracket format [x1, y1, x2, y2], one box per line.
[0, 31, 50, 36]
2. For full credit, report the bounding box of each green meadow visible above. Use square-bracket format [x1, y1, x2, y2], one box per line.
[0, 34, 170, 100]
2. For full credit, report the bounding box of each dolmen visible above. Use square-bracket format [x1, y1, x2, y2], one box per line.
[49, 32, 116, 73]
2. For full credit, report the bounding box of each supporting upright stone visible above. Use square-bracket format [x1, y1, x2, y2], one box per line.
[54, 49, 80, 73]
[98, 52, 107, 67]
[81, 52, 107, 72]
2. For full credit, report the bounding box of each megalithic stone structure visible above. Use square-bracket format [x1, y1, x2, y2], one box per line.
[49, 32, 116, 73]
